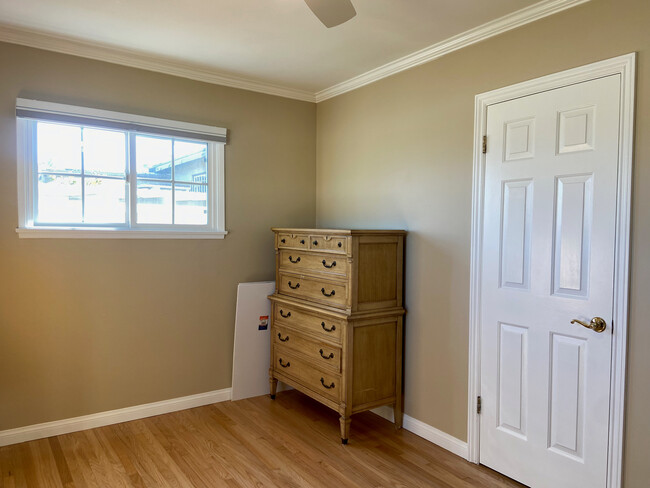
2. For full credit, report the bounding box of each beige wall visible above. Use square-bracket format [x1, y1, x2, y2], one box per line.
[316, 0, 649, 485]
[0, 42, 316, 430]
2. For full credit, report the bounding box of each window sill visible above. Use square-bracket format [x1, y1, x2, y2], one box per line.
[16, 227, 228, 239]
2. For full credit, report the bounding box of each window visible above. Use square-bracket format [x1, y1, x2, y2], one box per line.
[16, 99, 227, 238]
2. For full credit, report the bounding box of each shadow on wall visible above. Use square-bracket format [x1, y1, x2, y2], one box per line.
[402, 230, 468, 429]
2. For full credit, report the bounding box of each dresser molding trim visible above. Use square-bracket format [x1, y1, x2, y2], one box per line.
[269, 294, 405, 320]
[272, 228, 407, 236]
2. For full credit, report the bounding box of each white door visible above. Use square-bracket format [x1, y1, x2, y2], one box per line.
[479, 74, 621, 488]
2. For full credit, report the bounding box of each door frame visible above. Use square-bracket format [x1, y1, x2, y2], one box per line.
[467, 53, 636, 488]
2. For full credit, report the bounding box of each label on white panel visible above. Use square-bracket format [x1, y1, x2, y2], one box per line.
[259, 315, 269, 330]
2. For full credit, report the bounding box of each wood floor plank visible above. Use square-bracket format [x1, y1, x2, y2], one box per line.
[46, 438, 73, 488]
[0, 390, 524, 487]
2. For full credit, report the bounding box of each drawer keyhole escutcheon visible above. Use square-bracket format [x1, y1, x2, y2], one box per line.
[321, 322, 336, 332]
[288, 281, 300, 289]
[279, 310, 291, 318]
[320, 378, 335, 389]
[278, 333, 289, 342]
[322, 260, 336, 269]
[319, 349, 334, 359]
[288, 256, 301, 263]
[278, 358, 290, 368]
[321, 288, 335, 297]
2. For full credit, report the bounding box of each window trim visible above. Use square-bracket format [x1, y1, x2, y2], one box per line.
[16, 100, 227, 239]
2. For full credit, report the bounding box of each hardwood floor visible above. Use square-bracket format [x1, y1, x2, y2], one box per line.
[0, 390, 523, 487]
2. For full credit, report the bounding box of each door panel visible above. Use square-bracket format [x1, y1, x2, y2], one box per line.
[497, 323, 528, 438]
[500, 180, 533, 289]
[479, 74, 620, 488]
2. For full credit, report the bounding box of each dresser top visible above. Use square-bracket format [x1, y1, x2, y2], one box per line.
[272, 228, 406, 235]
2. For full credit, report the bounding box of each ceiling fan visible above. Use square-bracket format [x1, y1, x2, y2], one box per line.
[304, 0, 357, 28]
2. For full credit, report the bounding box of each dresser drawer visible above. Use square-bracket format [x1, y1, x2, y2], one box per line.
[278, 250, 349, 279]
[273, 347, 341, 403]
[277, 233, 309, 250]
[273, 303, 343, 343]
[278, 272, 348, 309]
[309, 235, 348, 254]
[274, 325, 341, 373]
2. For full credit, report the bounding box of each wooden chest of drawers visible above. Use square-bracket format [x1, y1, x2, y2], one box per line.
[268, 228, 406, 443]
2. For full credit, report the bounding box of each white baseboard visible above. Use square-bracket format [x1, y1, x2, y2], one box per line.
[371, 406, 468, 459]
[0, 388, 232, 447]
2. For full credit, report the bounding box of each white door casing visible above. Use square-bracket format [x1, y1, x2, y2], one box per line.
[468, 54, 635, 488]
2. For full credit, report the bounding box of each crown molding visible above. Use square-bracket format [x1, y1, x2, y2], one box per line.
[314, 0, 591, 102]
[0, 23, 316, 103]
[0, 0, 589, 104]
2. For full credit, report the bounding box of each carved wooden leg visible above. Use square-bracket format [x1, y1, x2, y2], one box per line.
[339, 415, 351, 444]
[269, 371, 278, 400]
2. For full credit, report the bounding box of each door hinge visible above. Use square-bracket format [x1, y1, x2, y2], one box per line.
[482, 135, 487, 154]
[477, 396, 482, 414]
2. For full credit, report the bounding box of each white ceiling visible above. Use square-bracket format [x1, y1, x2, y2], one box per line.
[0, 0, 585, 101]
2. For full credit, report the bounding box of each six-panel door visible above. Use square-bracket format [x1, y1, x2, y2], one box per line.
[479, 75, 620, 488]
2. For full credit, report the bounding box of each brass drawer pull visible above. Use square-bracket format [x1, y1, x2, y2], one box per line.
[321, 288, 335, 297]
[322, 260, 336, 269]
[278, 358, 290, 368]
[319, 349, 334, 360]
[288, 256, 301, 264]
[338, 242, 342, 248]
[321, 322, 336, 332]
[278, 333, 289, 342]
[313, 240, 319, 246]
[281, 238, 286, 244]
[300, 239, 305, 244]
[320, 378, 335, 389]
[288, 281, 300, 289]
[279, 309, 291, 318]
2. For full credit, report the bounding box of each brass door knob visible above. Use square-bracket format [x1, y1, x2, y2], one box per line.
[570, 317, 607, 333]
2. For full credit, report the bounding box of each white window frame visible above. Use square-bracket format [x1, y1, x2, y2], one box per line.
[16, 99, 227, 239]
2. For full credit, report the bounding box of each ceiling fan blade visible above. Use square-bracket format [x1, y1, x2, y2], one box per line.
[304, 0, 356, 28]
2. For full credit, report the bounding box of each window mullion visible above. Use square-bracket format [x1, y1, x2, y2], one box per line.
[31, 121, 39, 225]
[171, 139, 175, 225]
[80, 127, 85, 223]
[129, 132, 137, 228]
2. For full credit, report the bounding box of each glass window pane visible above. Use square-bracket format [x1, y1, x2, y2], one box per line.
[84, 178, 126, 224]
[175, 183, 208, 225]
[37, 122, 81, 174]
[37, 174, 82, 223]
[136, 135, 172, 180]
[136, 181, 172, 224]
[83, 128, 126, 177]
[174, 140, 208, 183]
